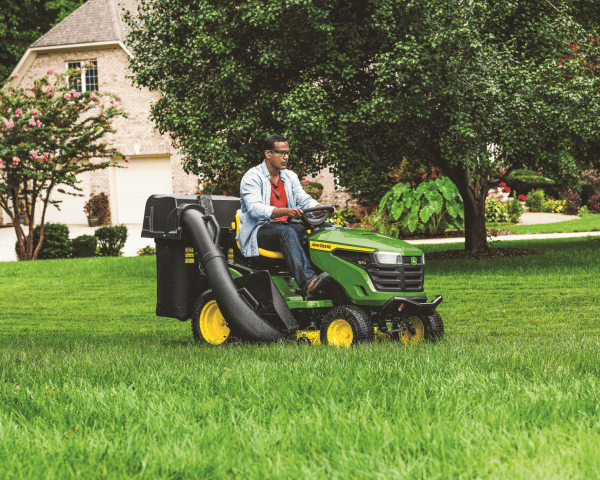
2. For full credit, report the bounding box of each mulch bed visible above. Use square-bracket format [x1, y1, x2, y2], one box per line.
[426, 248, 542, 261]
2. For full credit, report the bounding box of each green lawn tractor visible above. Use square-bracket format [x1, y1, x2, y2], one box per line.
[142, 194, 444, 347]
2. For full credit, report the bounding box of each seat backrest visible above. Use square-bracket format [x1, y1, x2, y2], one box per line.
[235, 210, 284, 259]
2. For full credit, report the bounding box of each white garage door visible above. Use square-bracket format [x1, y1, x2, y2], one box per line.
[44, 170, 91, 225]
[114, 157, 172, 224]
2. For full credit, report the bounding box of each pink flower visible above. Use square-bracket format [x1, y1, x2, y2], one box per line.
[74, 92, 81, 98]
[0, 159, 2, 165]
[29, 117, 36, 126]
[29, 150, 38, 159]
[6, 120, 14, 129]
[36, 120, 43, 128]
[110, 100, 114, 105]
[124, 157, 130, 163]
[11, 73, 18, 79]
[45, 86, 54, 94]
[90, 92, 98, 99]
[63, 93, 71, 100]
[42, 152, 49, 161]
[47, 69, 56, 75]
[12, 157, 20, 165]
[116, 97, 121, 102]
[15, 108, 22, 116]
[81, 103, 87, 108]
[31, 109, 39, 116]
[76, 67, 81, 72]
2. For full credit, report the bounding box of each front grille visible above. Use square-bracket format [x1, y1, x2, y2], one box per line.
[334, 251, 425, 292]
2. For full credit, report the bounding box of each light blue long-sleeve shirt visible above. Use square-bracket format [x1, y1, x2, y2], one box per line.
[236, 161, 319, 257]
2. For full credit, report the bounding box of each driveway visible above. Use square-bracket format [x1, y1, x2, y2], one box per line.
[1, 224, 154, 262]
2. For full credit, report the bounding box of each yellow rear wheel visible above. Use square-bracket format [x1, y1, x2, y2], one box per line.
[192, 291, 231, 345]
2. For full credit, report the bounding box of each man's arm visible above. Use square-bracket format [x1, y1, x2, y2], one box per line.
[271, 207, 303, 219]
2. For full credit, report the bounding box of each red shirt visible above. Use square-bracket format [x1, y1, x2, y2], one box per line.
[270, 178, 288, 222]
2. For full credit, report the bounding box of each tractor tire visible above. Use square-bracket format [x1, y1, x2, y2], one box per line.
[191, 290, 232, 345]
[320, 305, 373, 347]
[399, 311, 444, 344]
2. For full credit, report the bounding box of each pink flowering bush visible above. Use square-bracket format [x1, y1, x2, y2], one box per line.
[0, 67, 128, 260]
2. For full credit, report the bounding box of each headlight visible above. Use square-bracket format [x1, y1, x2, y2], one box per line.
[374, 251, 402, 265]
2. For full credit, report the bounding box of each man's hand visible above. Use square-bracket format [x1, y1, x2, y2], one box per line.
[312, 205, 335, 216]
[271, 207, 303, 219]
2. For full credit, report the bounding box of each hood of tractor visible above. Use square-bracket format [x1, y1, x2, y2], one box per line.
[308, 227, 424, 256]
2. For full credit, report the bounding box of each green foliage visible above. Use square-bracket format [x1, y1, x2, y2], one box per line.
[507, 196, 525, 224]
[485, 198, 510, 223]
[331, 208, 359, 227]
[377, 178, 464, 235]
[543, 199, 565, 213]
[360, 208, 401, 237]
[506, 171, 557, 199]
[124, 0, 600, 252]
[579, 205, 590, 215]
[0, 68, 127, 260]
[0, 1, 85, 84]
[95, 225, 128, 257]
[302, 180, 323, 202]
[71, 234, 97, 258]
[137, 245, 156, 256]
[14, 223, 71, 260]
[199, 167, 244, 197]
[526, 190, 546, 213]
[83, 192, 110, 222]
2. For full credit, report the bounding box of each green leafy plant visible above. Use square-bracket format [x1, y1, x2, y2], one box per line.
[302, 180, 323, 201]
[71, 234, 97, 258]
[485, 197, 510, 223]
[376, 177, 464, 235]
[83, 192, 110, 223]
[15, 223, 71, 260]
[137, 245, 156, 256]
[507, 195, 524, 224]
[526, 190, 546, 213]
[543, 199, 565, 213]
[95, 225, 128, 257]
[331, 208, 359, 227]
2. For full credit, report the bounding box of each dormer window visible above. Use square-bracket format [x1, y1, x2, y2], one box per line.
[66, 60, 98, 92]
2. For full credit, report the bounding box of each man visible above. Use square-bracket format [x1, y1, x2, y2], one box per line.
[237, 134, 333, 299]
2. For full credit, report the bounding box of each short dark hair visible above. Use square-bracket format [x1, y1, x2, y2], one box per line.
[264, 135, 288, 152]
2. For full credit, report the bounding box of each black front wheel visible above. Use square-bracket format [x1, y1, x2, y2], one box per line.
[399, 311, 444, 344]
[320, 305, 373, 347]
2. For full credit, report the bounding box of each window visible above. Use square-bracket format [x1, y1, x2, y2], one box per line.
[66, 60, 98, 92]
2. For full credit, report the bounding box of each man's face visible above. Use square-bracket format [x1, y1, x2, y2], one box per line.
[265, 141, 290, 172]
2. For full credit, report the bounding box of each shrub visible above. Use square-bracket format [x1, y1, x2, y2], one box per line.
[302, 180, 324, 201]
[95, 225, 128, 257]
[526, 190, 545, 212]
[377, 177, 464, 235]
[588, 191, 600, 214]
[579, 205, 590, 215]
[507, 196, 524, 224]
[15, 223, 71, 260]
[83, 192, 110, 223]
[506, 171, 557, 198]
[543, 199, 565, 213]
[137, 245, 156, 256]
[485, 197, 510, 223]
[559, 188, 582, 215]
[331, 208, 359, 227]
[71, 235, 98, 258]
[198, 168, 244, 196]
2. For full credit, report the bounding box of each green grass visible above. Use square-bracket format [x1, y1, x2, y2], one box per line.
[1, 238, 600, 479]
[487, 212, 600, 235]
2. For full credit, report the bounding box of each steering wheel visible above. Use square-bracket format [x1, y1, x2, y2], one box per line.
[299, 206, 335, 230]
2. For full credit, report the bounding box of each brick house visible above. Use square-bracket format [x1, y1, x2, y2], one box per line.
[4, 0, 197, 226]
[3, 0, 355, 226]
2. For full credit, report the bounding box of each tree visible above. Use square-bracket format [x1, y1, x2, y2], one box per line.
[0, 68, 127, 260]
[0, 0, 86, 84]
[124, 0, 600, 252]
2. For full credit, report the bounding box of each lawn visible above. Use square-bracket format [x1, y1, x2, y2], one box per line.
[1, 237, 599, 479]
[487, 212, 600, 235]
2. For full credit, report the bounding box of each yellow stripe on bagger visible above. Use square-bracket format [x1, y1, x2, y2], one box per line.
[309, 241, 374, 252]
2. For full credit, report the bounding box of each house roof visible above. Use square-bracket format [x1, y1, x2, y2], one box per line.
[30, 0, 139, 49]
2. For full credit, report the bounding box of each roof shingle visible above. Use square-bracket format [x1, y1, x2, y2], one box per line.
[31, 0, 139, 49]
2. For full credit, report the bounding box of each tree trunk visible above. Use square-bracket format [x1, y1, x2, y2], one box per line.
[449, 166, 489, 253]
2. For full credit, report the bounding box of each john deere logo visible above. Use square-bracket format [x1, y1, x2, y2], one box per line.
[411, 257, 417, 266]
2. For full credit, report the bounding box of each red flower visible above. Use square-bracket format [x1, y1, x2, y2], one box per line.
[499, 182, 506, 188]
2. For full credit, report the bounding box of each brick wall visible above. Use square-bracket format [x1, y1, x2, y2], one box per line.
[305, 169, 365, 215]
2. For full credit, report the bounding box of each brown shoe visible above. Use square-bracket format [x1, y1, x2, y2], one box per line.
[305, 272, 333, 300]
